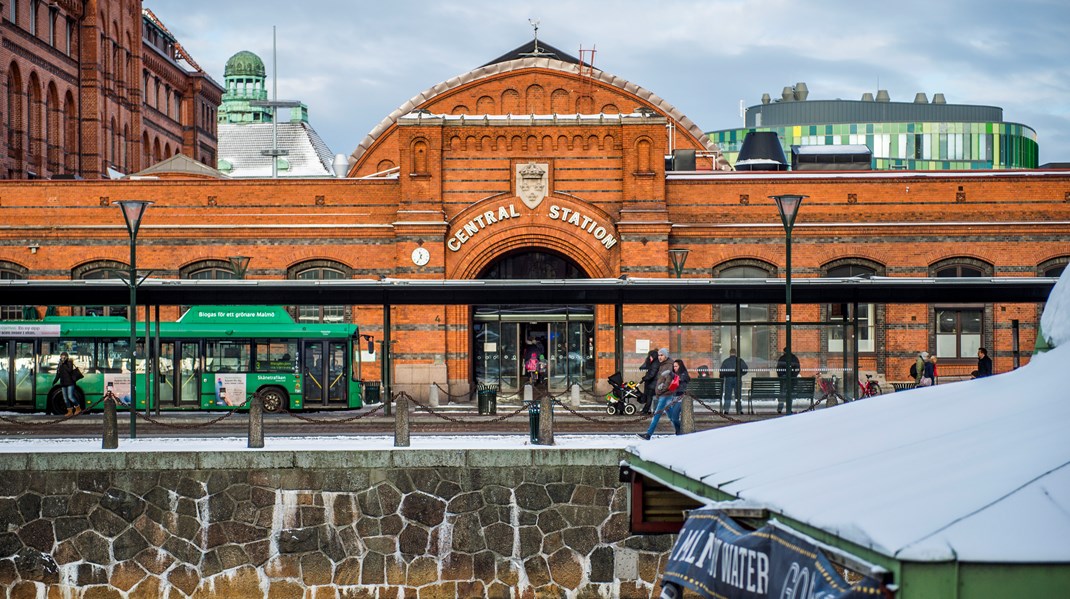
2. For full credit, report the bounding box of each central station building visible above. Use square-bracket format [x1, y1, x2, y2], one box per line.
[1, 41, 1068, 402]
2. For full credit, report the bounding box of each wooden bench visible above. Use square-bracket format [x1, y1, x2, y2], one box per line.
[686, 378, 724, 408]
[748, 376, 816, 414]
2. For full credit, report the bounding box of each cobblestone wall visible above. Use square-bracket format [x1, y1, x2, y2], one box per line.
[0, 448, 674, 598]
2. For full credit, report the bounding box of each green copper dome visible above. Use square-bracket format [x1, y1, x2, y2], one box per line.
[224, 51, 266, 78]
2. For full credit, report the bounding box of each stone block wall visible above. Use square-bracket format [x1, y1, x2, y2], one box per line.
[0, 448, 675, 598]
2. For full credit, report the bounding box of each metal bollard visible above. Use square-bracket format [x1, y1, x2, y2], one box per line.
[538, 393, 554, 446]
[248, 392, 264, 449]
[394, 393, 410, 447]
[102, 395, 118, 450]
[528, 400, 540, 444]
[681, 394, 694, 434]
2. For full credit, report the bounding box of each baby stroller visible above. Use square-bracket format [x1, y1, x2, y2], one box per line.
[605, 372, 641, 415]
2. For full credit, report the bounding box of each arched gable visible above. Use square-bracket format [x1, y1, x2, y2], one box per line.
[349, 55, 727, 176]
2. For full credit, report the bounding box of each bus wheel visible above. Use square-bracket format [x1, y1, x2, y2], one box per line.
[47, 389, 66, 415]
[259, 387, 287, 413]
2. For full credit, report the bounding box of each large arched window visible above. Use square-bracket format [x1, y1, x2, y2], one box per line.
[1038, 256, 1068, 279]
[72, 260, 127, 317]
[929, 258, 993, 359]
[288, 260, 350, 323]
[823, 259, 885, 353]
[0, 261, 30, 320]
[713, 259, 776, 373]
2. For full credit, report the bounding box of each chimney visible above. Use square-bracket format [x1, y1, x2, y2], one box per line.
[876, 90, 890, 102]
[734, 131, 788, 172]
[761, 93, 771, 105]
[932, 93, 947, 104]
[914, 92, 929, 104]
[793, 82, 808, 101]
[861, 92, 874, 102]
[781, 86, 795, 102]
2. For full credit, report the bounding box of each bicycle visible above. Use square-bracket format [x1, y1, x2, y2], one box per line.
[858, 374, 882, 398]
[817, 374, 846, 407]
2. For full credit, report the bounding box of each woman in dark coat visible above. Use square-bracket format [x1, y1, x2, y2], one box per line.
[637, 349, 659, 414]
[54, 352, 82, 416]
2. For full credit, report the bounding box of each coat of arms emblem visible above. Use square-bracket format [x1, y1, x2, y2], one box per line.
[516, 162, 548, 209]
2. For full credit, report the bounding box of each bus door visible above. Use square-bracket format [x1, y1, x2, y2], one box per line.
[328, 341, 347, 404]
[1, 340, 36, 408]
[176, 341, 201, 408]
[303, 341, 325, 406]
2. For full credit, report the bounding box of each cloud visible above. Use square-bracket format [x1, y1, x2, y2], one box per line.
[146, 0, 1070, 163]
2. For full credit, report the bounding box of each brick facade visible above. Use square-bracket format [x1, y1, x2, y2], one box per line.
[0, 53, 1067, 400]
[0, 0, 221, 180]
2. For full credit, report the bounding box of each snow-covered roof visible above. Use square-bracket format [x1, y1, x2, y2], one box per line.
[629, 270, 1070, 564]
[218, 122, 335, 178]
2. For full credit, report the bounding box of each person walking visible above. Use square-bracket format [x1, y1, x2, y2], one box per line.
[637, 348, 679, 439]
[53, 352, 82, 416]
[972, 347, 993, 378]
[775, 347, 800, 413]
[637, 349, 659, 415]
[718, 348, 748, 414]
[914, 351, 929, 386]
[917, 352, 936, 387]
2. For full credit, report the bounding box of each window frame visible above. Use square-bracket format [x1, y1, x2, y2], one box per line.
[287, 260, 352, 323]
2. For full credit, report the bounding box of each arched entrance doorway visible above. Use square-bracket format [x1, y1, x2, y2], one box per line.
[473, 250, 595, 394]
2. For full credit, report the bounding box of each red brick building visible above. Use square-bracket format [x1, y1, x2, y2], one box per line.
[0, 41, 1066, 402]
[0, 0, 221, 180]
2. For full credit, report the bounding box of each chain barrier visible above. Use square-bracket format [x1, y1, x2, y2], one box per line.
[691, 396, 744, 424]
[405, 392, 531, 424]
[129, 394, 254, 429]
[432, 382, 475, 405]
[0, 393, 109, 428]
[548, 397, 650, 424]
[283, 401, 386, 424]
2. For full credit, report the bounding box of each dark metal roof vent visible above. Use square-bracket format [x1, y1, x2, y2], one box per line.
[735, 131, 788, 171]
[876, 89, 890, 102]
[861, 92, 874, 102]
[914, 92, 929, 104]
[932, 93, 947, 104]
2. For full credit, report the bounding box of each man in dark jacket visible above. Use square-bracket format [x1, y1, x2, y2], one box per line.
[718, 348, 748, 414]
[775, 348, 801, 414]
[973, 347, 993, 378]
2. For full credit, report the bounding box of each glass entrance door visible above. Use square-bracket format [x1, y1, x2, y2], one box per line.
[474, 307, 594, 394]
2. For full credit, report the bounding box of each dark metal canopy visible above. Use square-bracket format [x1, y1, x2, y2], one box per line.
[0, 277, 1056, 307]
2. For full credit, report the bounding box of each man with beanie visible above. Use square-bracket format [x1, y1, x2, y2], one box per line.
[637, 348, 676, 439]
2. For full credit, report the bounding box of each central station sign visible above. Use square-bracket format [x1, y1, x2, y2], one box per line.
[446, 202, 619, 252]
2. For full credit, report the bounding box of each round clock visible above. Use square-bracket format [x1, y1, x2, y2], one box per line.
[411, 247, 430, 266]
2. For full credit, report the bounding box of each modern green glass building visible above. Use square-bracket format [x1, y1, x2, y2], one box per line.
[709, 85, 1039, 170]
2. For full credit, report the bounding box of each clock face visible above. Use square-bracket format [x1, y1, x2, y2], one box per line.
[411, 247, 430, 266]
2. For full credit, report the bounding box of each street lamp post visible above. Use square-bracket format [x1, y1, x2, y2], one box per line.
[668, 248, 690, 355]
[770, 195, 806, 414]
[116, 200, 152, 438]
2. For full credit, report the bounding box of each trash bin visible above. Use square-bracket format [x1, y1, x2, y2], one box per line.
[528, 401, 540, 444]
[364, 381, 381, 404]
[477, 384, 497, 415]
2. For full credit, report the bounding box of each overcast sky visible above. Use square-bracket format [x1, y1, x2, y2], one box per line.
[146, 0, 1070, 165]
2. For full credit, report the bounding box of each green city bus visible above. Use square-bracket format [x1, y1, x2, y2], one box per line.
[0, 306, 367, 414]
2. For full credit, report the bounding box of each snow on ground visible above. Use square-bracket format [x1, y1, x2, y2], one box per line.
[0, 434, 640, 453]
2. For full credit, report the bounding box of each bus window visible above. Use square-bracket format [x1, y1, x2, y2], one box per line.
[254, 340, 298, 373]
[206, 341, 250, 373]
[104, 339, 132, 372]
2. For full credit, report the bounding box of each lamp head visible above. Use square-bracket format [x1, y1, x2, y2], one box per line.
[228, 256, 251, 279]
[770, 195, 806, 231]
[668, 248, 690, 277]
[114, 200, 153, 237]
